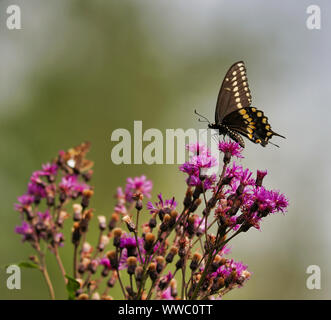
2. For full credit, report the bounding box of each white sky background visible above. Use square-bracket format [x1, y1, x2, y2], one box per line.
[1, 0, 330, 298]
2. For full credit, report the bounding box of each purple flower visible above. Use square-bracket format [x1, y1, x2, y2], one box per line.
[27, 181, 47, 199]
[225, 162, 244, 180]
[186, 143, 211, 156]
[14, 194, 34, 211]
[119, 234, 145, 269]
[160, 287, 174, 300]
[100, 257, 112, 269]
[180, 143, 218, 191]
[213, 259, 250, 285]
[240, 168, 255, 186]
[59, 175, 89, 197]
[256, 170, 267, 180]
[37, 210, 51, 223]
[180, 144, 217, 175]
[41, 163, 58, 177]
[218, 140, 244, 159]
[163, 271, 173, 282]
[268, 189, 289, 213]
[54, 232, 64, 246]
[147, 193, 177, 214]
[119, 236, 140, 249]
[252, 187, 289, 214]
[125, 175, 153, 202]
[186, 173, 217, 191]
[256, 170, 268, 186]
[15, 221, 33, 241]
[190, 154, 218, 170]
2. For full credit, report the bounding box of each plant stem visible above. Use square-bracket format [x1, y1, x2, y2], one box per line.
[39, 253, 55, 300]
[54, 246, 67, 284]
[190, 250, 213, 300]
[73, 243, 78, 279]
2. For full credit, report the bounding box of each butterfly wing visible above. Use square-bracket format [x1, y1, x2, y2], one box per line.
[215, 61, 252, 124]
[222, 107, 285, 147]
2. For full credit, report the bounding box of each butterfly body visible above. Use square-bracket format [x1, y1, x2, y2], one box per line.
[209, 123, 246, 148]
[208, 61, 285, 148]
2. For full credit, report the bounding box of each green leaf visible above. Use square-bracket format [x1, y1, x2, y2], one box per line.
[65, 275, 80, 300]
[18, 261, 39, 269]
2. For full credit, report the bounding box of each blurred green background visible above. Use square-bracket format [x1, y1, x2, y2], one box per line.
[1, 0, 330, 299]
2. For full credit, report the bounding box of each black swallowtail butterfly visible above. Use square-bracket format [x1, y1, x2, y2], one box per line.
[196, 61, 285, 148]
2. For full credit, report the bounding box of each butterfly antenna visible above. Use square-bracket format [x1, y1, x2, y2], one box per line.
[194, 109, 211, 124]
[272, 131, 286, 139]
[269, 141, 280, 148]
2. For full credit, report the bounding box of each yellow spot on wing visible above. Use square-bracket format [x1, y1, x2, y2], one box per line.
[239, 109, 246, 115]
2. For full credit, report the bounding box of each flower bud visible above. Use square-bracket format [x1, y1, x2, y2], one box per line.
[256, 170, 267, 187]
[97, 215, 107, 231]
[57, 210, 69, 227]
[187, 215, 196, 236]
[190, 198, 202, 213]
[113, 228, 123, 247]
[106, 250, 118, 269]
[81, 189, 94, 209]
[156, 256, 165, 273]
[127, 257, 137, 275]
[135, 199, 143, 211]
[175, 258, 184, 270]
[144, 233, 155, 252]
[148, 213, 157, 229]
[166, 246, 178, 263]
[123, 215, 136, 232]
[71, 222, 81, 245]
[108, 213, 120, 231]
[73, 204, 83, 221]
[184, 188, 193, 208]
[78, 293, 89, 300]
[193, 184, 203, 200]
[87, 259, 98, 274]
[135, 266, 144, 282]
[190, 252, 202, 271]
[169, 210, 178, 227]
[160, 214, 171, 232]
[107, 272, 117, 287]
[91, 292, 100, 300]
[98, 235, 109, 251]
[148, 263, 158, 281]
[170, 279, 177, 298]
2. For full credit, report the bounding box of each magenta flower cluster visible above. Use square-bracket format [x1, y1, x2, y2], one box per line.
[12, 140, 288, 300]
